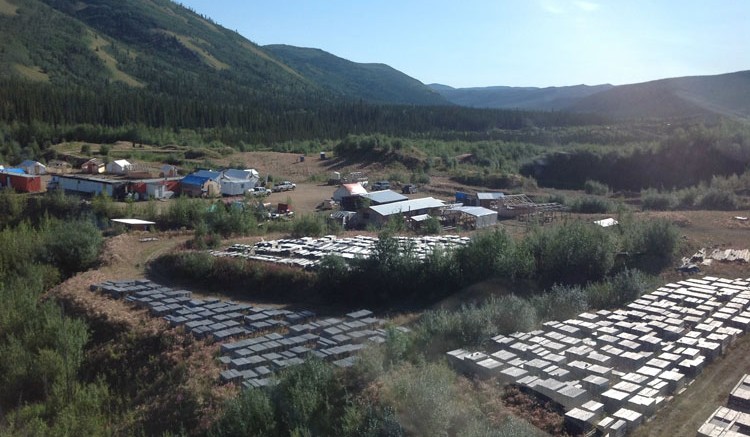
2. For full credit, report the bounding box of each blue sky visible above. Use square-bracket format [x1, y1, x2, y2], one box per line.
[178, 0, 750, 88]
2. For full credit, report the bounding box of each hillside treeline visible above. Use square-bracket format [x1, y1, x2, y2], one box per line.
[522, 123, 750, 191]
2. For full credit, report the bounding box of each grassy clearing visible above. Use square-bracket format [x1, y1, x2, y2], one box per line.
[13, 63, 49, 82]
[0, 0, 17, 16]
[88, 32, 144, 88]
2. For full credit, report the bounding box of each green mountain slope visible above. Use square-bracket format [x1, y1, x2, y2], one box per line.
[429, 83, 613, 110]
[0, 0, 319, 104]
[569, 70, 750, 119]
[0, 0, 448, 107]
[265, 44, 448, 105]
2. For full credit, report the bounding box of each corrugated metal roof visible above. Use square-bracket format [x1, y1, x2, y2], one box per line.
[476, 192, 505, 200]
[369, 197, 445, 216]
[361, 190, 407, 204]
[449, 206, 498, 218]
[223, 169, 258, 180]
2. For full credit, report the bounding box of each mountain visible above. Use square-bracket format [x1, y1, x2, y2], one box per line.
[428, 84, 614, 110]
[0, 0, 320, 103]
[432, 70, 750, 120]
[569, 70, 750, 119]
[0, 0, 444, 107]
[264, 45, 447, 105]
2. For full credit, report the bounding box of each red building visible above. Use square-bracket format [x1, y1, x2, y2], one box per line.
[0, 171, 43, 193]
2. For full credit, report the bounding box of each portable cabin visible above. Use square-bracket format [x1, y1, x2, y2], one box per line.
[0, 170, 43, 193]
[81, 158, 106, 174]
[19, 160, 47, 175]
[106, 159, 132, 175]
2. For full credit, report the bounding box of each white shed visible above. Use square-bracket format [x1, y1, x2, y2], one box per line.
[19, 160, 47, 175]
[106, 159, 132, 175]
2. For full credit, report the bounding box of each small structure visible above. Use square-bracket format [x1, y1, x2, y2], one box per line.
[111, 218, 156, 231]
[160, 164, 179, 178]
[19, 159, 47, 175]
[333, 183, 367, 203]
[456, 192, 505, 208]
[126, 180, 176, 200]
[444, 205, 498, 229]
[51, 174, 127, 197]
[181, 171, 221, 198]
[81, 158, 106, 174]
[220, 169, 261, 196]
[360, 197, 445, 227]
[361, 190, 408, 206]
[46, 160, 72, 174]
[106, 159, 132, 175]
[0, 170, 43, 193]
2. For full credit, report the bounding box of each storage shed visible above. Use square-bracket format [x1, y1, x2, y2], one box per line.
[52, 175, 126, 197]
[81, 158, 106, 174]
[0, 170, 43, 193]
[181, 173, 221, 197]
[360, 197, 445, 227]
[445, 205, 498, 229]
[160, 164, 179, 177]
[219, 169, 261, 196]
[19, 159, 47, 175]
[106, 159, 132, 175]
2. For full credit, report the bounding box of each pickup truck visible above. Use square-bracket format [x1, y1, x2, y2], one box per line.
[371, 180, 390, 191]
[272, 181, 296, 192]
[248, 186, 271, 197]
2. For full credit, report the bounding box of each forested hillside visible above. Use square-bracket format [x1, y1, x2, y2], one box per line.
[265, 44, 447, 105]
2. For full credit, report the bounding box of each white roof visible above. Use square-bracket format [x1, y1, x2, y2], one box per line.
[112, 159, 131, 167]
[449, 206, 498, 218]
[369, 197, 445, 216]
[594, 218, 619, 227]
[341, 183, 367, 195]
[410, 214, 432, 222]
[111, 218, 156, 225]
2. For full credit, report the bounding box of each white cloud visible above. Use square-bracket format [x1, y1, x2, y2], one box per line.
[540, 0, 565, 14]
[574, 1, 600, 12]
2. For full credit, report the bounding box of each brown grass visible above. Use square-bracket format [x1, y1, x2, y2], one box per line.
[13, 63, 49, 82]
[0, 0, 17, 15]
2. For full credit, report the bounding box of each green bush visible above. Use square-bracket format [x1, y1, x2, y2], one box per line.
[584, 179, 610, 195]
[698, 188, 740, 210]
[570, 196, 612, 213]
[525, 221, 616, 285]
[641, 188, 677, 211]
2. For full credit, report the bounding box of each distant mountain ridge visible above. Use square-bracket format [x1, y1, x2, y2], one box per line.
[429, 83, 614, 111]
[570, 70, 750, 119]
[430, 71, 750, 119]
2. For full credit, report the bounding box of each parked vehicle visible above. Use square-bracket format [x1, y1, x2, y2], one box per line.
[402, 184, 417, 194]
[371, 180, 390, 191]
[272, 181, 296, 192]
[248, 186, 271, 196]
